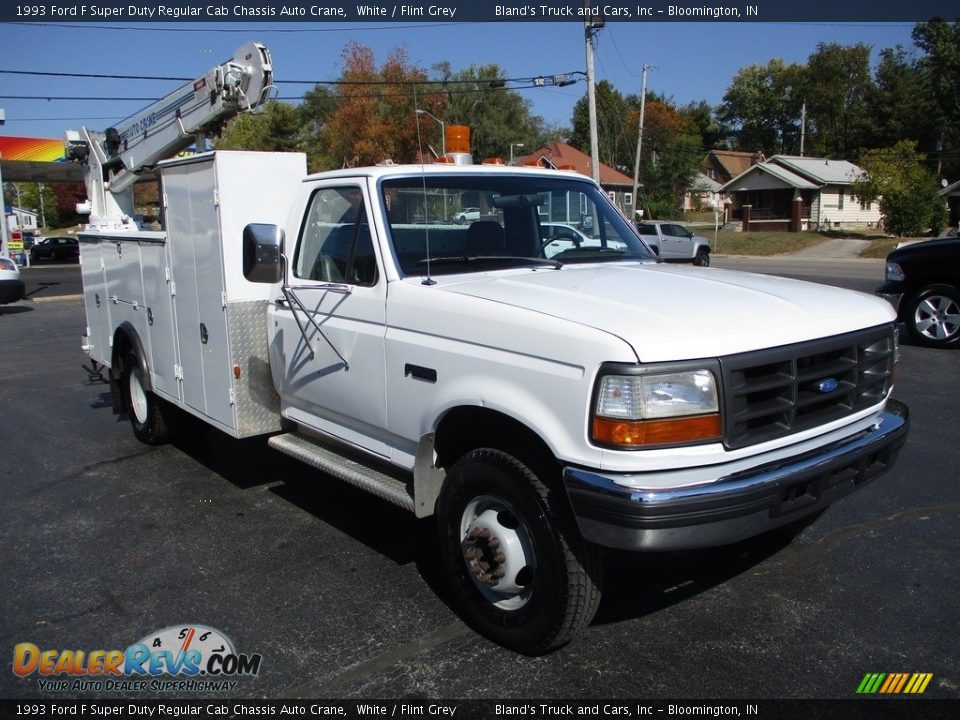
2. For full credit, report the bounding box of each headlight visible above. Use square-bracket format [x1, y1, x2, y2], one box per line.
[885, 262, 905, 282]
[592, 369, 721, 448]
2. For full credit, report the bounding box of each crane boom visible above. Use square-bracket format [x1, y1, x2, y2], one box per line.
[66, 41, 274, 230]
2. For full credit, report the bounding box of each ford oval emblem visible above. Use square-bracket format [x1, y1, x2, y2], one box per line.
[817, 378, 839, 393]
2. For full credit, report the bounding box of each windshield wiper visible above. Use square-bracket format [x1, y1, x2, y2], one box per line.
[418, 256, 562, 270]
[552, 248, 631, 262]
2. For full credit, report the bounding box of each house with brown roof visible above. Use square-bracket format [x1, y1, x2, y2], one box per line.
[703, 150, 765, 185]
[516, 141, 635, 216]
[682, 150, 762, 216]
[720, 155, 882, 232]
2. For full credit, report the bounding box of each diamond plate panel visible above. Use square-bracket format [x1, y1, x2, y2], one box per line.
[226, 300, 283, 437]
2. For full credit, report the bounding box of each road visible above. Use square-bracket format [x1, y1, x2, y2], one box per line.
[1, 257, 957, 703]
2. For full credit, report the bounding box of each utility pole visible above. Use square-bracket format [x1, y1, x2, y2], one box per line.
[631, 65, 652, 222]
[39, 183, 47, 229]
[0, 107, 9, 257]
[800, 101, 806, 157]
[584, 12, 603, 183]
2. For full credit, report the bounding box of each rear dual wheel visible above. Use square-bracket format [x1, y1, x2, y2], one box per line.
[437, 448, 603, 655]
[123, 352, 175, 445]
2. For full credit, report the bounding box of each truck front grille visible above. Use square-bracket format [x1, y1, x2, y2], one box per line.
[720, 325, 896, 449]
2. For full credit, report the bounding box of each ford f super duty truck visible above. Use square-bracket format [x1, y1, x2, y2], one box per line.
[72, 44, 909, 655]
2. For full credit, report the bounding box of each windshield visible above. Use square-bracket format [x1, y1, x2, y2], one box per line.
[380, 174, 655, 276]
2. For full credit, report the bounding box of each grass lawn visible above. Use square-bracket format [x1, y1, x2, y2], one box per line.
[707, 231, 826, 256]
[858, 239, 902, 258]
[682, 225, 900, 258]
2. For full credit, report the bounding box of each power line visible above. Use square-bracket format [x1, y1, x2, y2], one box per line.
[0, 81, 584, 104]
[0, 67, 585, 87]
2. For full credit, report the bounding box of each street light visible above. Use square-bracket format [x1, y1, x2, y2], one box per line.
[510, 143, 524, 165]
[415, 109, 445, 156]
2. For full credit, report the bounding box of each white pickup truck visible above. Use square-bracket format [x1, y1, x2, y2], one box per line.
[80, 152, 908, 654]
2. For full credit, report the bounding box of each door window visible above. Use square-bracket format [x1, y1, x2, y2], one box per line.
[294, 187, 379, 286]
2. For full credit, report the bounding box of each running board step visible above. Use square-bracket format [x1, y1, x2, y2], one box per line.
[268, 432, 415, 513]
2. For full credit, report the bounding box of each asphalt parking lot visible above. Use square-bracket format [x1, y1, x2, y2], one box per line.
[1, 259, 958, 702]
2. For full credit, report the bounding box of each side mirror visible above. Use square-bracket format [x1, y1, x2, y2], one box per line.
[243, 223, 284, 284]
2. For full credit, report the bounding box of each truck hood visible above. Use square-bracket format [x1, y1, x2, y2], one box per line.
[438, 263, 895, 362]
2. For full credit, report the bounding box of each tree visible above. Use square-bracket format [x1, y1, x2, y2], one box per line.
[680, 99, 729, 151]
[852, 140, 946, 236]
[217, 100, 304, 153]
[312, 42, 445, 169]
[637, 100, 702, 216]
[912, 18, 960, 180]
[569, 81, 632, 171]
[570, 86, 703, 215]
[50, 183, 86, 228]
[718, 59, 806, 156]
[869, 46, 939, 151]
[17, 183, 59, 229]
[803, 42, 876, 157]
[439, 63, 545, 162]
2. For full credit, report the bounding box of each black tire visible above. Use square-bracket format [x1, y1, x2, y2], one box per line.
[123, 351, 174, 445]
[904, 284, 960, 348]
[693, 249, 710, 267]
[436, 448, 603, 655]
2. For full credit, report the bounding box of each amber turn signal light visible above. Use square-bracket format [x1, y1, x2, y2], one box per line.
[592, 413, 722, 447]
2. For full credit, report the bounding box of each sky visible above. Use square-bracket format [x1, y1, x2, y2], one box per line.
[0, 20, 920, 143]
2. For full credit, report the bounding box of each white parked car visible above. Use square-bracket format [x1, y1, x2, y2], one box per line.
[454, 207, 480, 222]
[0, 255, 25, 304]
[540, 222, 625, 259]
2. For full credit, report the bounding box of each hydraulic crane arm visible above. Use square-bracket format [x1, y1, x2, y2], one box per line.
[65, 41, 274, 229]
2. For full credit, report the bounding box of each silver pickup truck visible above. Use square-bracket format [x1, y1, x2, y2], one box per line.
[636, 220, 712, 266]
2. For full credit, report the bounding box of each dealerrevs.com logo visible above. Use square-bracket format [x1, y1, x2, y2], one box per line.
[13, 624, 262, 693]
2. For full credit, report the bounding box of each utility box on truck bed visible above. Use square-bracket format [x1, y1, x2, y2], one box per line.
[80, 151, 307, 437]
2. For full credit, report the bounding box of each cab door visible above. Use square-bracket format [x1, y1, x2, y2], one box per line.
[267, 180, 390, 455]
[660, 224, 693, 259]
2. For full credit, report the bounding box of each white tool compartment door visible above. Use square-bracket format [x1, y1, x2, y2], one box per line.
[163, 159, 234, 429]
[78, 236, 109, 367]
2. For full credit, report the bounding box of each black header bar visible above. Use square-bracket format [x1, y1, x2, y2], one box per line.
[1, 1, 958, 24]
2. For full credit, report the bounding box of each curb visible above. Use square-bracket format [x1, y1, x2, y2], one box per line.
[27, 294, 83, 303]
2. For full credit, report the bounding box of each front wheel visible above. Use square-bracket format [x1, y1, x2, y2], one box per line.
[123, 352, 174, 445]
[436, 449, 603, 655]
[693, 249, 710, 267]
[904, 285, 960, 348]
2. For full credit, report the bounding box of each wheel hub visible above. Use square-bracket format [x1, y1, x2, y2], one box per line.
[460, 503, 535, 608]
[917, 295, 960, 340]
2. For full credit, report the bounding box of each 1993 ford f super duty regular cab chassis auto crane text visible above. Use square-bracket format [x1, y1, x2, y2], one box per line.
[72, 44, 909, 654]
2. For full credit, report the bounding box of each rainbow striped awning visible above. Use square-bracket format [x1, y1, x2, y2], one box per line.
[0, 136, 65, 163]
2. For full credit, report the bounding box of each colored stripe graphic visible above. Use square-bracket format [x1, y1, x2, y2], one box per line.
[0, 136, 65, 162]
[857, 673, 932, 694]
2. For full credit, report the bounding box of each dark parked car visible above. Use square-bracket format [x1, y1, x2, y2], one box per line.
[30, 236, 80, 263]
[877, 236, 960, 348]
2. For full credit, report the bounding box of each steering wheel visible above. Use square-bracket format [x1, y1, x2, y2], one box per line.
[540, 229, 583, 254]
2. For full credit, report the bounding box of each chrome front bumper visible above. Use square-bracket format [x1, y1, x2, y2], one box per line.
[563, 399, 909, 551]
